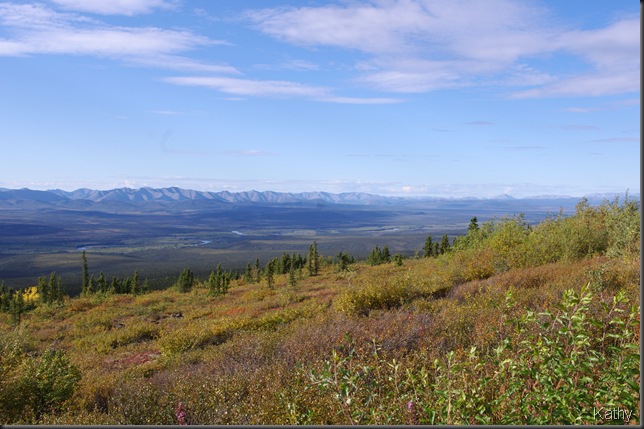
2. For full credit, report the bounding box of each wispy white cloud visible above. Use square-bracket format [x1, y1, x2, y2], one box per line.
[510, 17, 639, 98]
[48, 0, 177, 16]
[1, 1, 637, 104]
[246, 0, 639, 98]
[246, 0, 554, 93]
[0, 2, 235, 73]
[254, 59, 320, 72]
[163, 75, 328, 98]
[163, 75, 401, 104]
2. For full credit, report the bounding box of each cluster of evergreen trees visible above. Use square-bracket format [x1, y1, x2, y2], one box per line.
[208, 264, 232, 296]
[263, 251, 307, 289]
[336, 251, 355, 271]
[174, 265, 233, 296]
[259, 241, 322, 289]
[366, 244, 407, 267]
[176, 268, 195, 293]
[423, 232, 452, 257]
[0, 272, 66, 324]
[173, 244, 316, 294]
[0, 282, 30, 324]
[80, 251, 148, 297]
[367, 244, 391, 265]
[37, 272, 65, 305]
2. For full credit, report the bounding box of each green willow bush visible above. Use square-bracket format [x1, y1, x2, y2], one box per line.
[451, 196, 639, 271]
[1, 343, 81, 424]
[305, 284, 640, 425]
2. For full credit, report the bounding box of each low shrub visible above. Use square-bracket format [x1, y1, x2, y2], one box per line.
[303, 284, 640, 425]
[334, 274, 416, 316]
[158, 320, 232, 356]
[2, 349, 81, 424]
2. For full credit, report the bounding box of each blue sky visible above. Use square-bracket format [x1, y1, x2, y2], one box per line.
[0, 0, 639, 197]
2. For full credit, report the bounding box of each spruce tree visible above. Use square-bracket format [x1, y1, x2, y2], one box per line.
[54, 275, 64, 304]
[141, 279, 149, 294]
[97, 272, 107, 294]
[468, 216, 479, 232]
[368, 244, 383, 265]
[216, 263, 223, 294]
[310, 241, 320, 276]
[255, 258, 261, 283]
[177, 268, 194, 293]
[0, 281, 9, 312]
[208, 270, 217, 296]
[49, 272, 61, 303]
[440, 234, 451, 254]
[337, 251, 351, 272]
[87, 275, 95, 296]
[266, 261, 274, 289]
[382, 245, 391, 262]
[393, 254, 404, 266]
[245, 263, 253, 283]
[131, 271, 140, 295]
[81, 251, 89, 295]
[222, 272, 230, 295]
[423, 234, 434, 257]
[281, 253, 290, 275]
[10, 288, 25, 324]
[289, 256, 297, 288]
[38, 276, 49, 305]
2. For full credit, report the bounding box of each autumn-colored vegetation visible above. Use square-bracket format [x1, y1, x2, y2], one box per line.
[0, 196, 639, 424]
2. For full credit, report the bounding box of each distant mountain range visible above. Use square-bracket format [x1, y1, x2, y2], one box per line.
[48, 187, 396, 205]
[0, 187, 397, 206]
[0, 186, 637, 212]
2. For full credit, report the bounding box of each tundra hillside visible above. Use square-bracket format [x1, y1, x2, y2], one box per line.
[0, 196, 640, 424]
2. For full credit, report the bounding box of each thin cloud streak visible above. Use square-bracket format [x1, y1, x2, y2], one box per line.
[247, 0, 639, 98]
[49, 0, 178, 16]
[163, 75, 402, 104]
[0, 2, 235, 73]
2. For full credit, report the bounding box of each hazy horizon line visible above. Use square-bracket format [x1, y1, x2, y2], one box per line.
[0, 184, 639, 201]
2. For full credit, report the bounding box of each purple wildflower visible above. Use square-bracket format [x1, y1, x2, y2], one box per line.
[175, 401, 188, 425]
[406, 400, 419, 425]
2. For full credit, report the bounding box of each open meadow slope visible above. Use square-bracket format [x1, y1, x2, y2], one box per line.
[0, 196, 640, 424]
